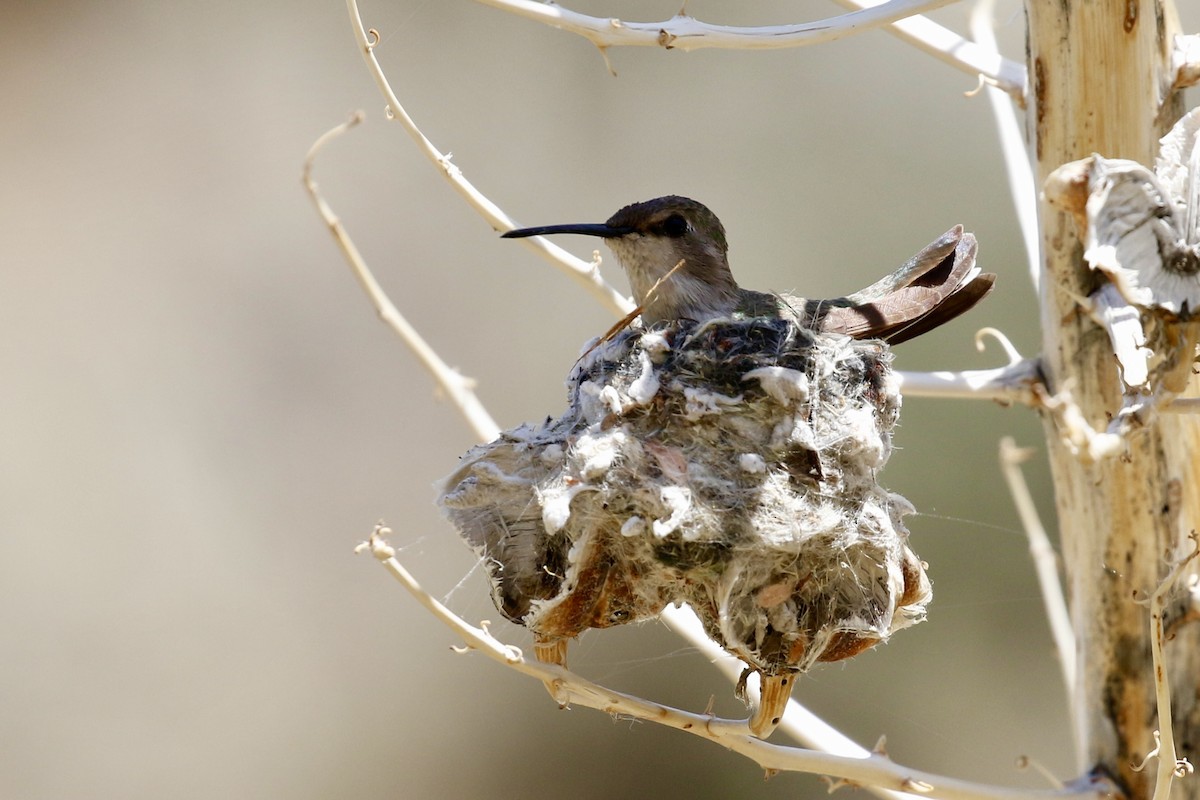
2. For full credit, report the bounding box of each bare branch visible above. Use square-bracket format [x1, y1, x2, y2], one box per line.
[359, 526, 1107, 800]
[1138, 532, 1199, 800]
[659, 606, 925, 800]
[833, 0, 1025, 100]
[302, 114, 500, 442]
[896, 329, 1041, 405]
[659, 607, 856, 749]
[968, 0, 1038, 290]
[473, 0, 962, 53]
[480, 0, 1027, 104]
[896, 362, 1039, 404]
[344, 0, 633, 317]
[998, 438, 1076, 712]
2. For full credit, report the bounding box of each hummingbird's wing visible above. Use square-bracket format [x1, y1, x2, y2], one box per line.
[809, 226, 995, 344]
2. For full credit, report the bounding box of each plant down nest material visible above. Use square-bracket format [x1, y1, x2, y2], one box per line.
[439, 316, 930, 727]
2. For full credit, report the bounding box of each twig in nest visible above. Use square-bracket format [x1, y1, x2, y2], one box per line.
[576, 259, 686, 365]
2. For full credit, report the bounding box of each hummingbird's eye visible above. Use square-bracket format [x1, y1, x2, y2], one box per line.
[660, 214, 689, 238]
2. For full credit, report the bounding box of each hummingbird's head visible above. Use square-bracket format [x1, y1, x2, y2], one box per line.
[503, 195, 740, 325]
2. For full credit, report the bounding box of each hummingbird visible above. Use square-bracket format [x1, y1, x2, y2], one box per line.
[503, 195, 994, 342]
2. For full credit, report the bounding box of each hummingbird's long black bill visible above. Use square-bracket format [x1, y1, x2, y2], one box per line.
[502, 223, 633, 239]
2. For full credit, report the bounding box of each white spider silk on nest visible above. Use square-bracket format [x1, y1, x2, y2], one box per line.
[439, 316, 930, 677]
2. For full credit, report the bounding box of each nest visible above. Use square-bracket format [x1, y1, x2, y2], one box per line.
[439, 316, 929, 692]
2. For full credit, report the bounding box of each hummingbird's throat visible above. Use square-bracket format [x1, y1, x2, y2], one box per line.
[607, 236, 738, 325]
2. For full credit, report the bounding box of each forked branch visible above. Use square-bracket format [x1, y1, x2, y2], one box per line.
[832, 0, 1025, 100]
[358, 526, 1105, 800]
[472, 0, 1021, 100]
[345, 0, 632, 317]
[471, 0, 955, 50]
[474, 0, 1024, 97]
[302, 112, 500, 443]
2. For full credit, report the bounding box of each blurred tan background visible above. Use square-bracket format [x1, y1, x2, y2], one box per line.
[6, 1, 1194, 797]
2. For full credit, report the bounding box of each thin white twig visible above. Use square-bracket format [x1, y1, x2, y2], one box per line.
[997, 438, 1076, 718]
[974, 327, 1023, 364]
[302, 113, 500, 442]
[473, 0, 968, 54]
[895, 361, 1040, 405]
[1015, 755, 1065, 790]
[345, 1, 632, 318]
[832, 0, 1025, 100]
[968, 0, 1039, 292]
[358, 526, 1105, 800]
[1135, 532, 1199, 800]
[896, 328, 1042, 404]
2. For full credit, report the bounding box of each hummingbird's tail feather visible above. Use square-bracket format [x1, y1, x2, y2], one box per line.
[812, 227, 995, 344]
[846, 225, 965, 301]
